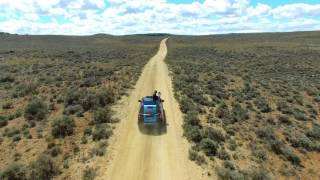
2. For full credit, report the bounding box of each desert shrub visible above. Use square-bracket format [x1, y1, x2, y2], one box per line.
[51, 116, 75, 138]
[254, 98, 271, 113]
[180, 97, 196, 113]
[249, 168, 273, 180]
[92, 125, 112, 141]
[4, 127, 20, 137]
[82, 167, 96, 180]
[293, 110, 308, 121]
[277, 101, 293, 115]
[63, 105, 83, 115]
[12, 83, 37, 98]
[92, 108, 112, 124]
[0, 74, 15, 83]
[0, 115, 8, 127]
[0, 163, 27, 180]
[306, 125, 320, 139]
[270, 140, 301, 166]
[81, 136, 88, 144]
[199, 138, 218, 156]
[202, 127, 225, 143]
[256, 126, 275, 142]
[288, 134, 319, 151]
[231, 103, 249, 122]
[189, 149, 206, 165]
[24, 98, 48, 121]
[47, 145, 61, 157]
[278, 115, 291, 125]
[293, 95, 303, 105]
[92, 141, 108, 156]
[242, 82, 259, 100]
[217, 148, 230, 160]
[2, 102, 13, 109]
[64, 88, 82, 106]
[81, 92, 100, 111]
[84, 127, 92, 136]
[216, 166, 244, 180]
[215, 103, 230, 120]
[228, 139, 237, 151]
[183, 125, 202, 143]
[29, 154, 59, 180]
[280, 147, 301, 166]
[252, 147, 268, 161]
[184, 111, 200, 126]
[12, 134, 21, 142]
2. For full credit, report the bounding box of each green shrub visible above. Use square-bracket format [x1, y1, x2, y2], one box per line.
[24, 98, 48, 121]
[92, 141, 108, 156]
[254, 98, 271, 113]
[0, 115, 8, 127]
[29, 154, 59, 180]
[47, 145, 61, 157]
[84, 127, 92, 136]
[92, 125, 112, 141]
[278, 115, 291, 125]
[256, 127, 275, 142]
[216, 166, 244, 180]
[306, 125, 320, 139]
[184, 111, 200, 126]
[63, 105, 83, 115]
[180, 97, 196, 113]
[82, 167, 96, 180]
[0, 163, 27, 180]
[183, 124, 202, 143]
[189, 149, 206, 165]
[217, 148, 230, 160]
[215, 103, 230, 120]
[199, 138, 218, 156]
[281, 147, 301, 166]
[288, 135, 319, 151]
[231, 103, 249, 122]
[293, 110, 308, 121]
[202, 127, 225, 143]
[0, 74, 15, 83]
[4, 127, 20, 137]
[92, 108, 112, 124]
[12, 134, 21, 142]
[252, 148, 268, 161]
[51, 116, 75, 138]
[249, 168, 273, 180]
[12, 83, 37, 98]
[270, 140, 301, 166]
[2, 102, 13, 109]
[277, 101, 293, 115]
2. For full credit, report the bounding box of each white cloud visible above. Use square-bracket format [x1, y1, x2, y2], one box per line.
[0, 0, 319, 35]
[272, 3, 320, 19]
[247, 3, 271, 17]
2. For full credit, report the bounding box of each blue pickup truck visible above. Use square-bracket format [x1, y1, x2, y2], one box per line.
[138, 96, 165, 125]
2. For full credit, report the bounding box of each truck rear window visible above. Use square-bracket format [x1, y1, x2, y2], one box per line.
[144, 105, 157, 114]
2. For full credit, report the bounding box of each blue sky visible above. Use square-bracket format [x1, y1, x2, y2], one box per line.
[0, 0, 319, 35]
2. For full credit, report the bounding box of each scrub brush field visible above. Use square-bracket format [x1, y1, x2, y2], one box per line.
[167, 31, 320, 179]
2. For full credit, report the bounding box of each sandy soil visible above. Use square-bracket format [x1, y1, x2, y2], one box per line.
[97, 38, 210, 180]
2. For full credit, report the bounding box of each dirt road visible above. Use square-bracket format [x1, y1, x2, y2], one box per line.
[99, 38, 208, 180]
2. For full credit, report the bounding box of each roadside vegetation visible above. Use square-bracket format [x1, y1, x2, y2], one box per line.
[167, 31, 320, 179]
[0, 33, 162, 179]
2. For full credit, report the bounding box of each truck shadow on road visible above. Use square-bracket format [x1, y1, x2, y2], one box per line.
[138, 123, 167, 136]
